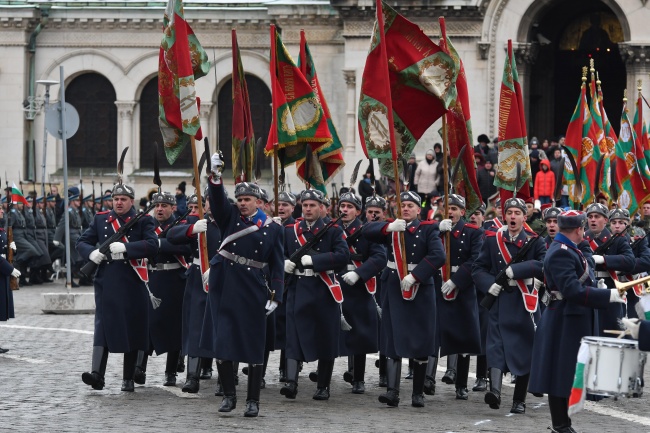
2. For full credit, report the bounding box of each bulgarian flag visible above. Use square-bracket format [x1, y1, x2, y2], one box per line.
[357, 1, 457, 178]
[568, 341, 591, 416]
[438, 17, 482, 213]
[11, 184, 28, 205]
[297, 30, 345, 193]
[158, 0, 210, 165]
[588, 64, 609, 200]
[231, 29, 255, 183]
[494, 40, 531, 207]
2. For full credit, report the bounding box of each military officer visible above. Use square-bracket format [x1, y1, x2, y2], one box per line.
[9, 197, 39, 286]
[469, 204, 486, 228]
[77, 182, 158, 392]
[529, 210, 624, 433]
[472, 197, 546, 414]
[542, 205, 562, 248]
[364, 191, 445, 408]
[82, 194, 95, 229]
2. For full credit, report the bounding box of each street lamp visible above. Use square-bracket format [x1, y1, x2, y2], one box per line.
[36, 79, 59, 197]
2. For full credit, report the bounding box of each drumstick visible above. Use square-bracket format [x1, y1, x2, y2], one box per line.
[604, 329, 631, 339]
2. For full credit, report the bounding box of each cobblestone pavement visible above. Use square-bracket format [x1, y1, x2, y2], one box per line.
[2, 283, 650, 432]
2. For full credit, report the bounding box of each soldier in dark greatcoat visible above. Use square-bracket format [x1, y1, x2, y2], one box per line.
[9, 200, 40, 286]
[542, 206, 562, 249]
[54, 190, 84, 287]
[363, 191, 445, 408]
[45, 195, 64, 264]
[77, 183, 158, 392]
[529, 210, 624, 433]
[33, 197, 53, 282]
[280, 189, 349, 401]
[472, 197, 546, 414]
[0, 205, 21, 353]
[133, 191, 192, 387]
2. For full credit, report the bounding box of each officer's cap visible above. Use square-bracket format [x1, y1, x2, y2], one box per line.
[323, 196, 331, 207]
[300, 189, 324, 204]
[585, 203, 609, 219]
[365, 195, 387, 210]
[558, 210, 587, 229]
[609, 208, 630, 222]
[234, 182, 261, 199]
[46, 194, 56, 203]
[260, 188, 270, 203]
[503, 197, 527, 213]
[36, 196, 44, 203]
[111, 184, 135, 199]
[277, 191, 296, 207]
[83, 194, 93, 202]
[442, 194, 466, 209]
[400, 190, 421, 207]
[474, 203, 487, 215]
[339, 192, 362, 210]
[543, 206, 562, 221]
[187, 194, 199, 205]
[151, 191, 176, 206]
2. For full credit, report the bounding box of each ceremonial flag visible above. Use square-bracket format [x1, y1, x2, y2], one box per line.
[297, 30, 345, 192]
[438, 17, 482, 212]
[588, 64, 609, 200]
[158, 0, 210, 165]
[634, 88, 650, 179]
[597, 75, 618, 194]
[358, 1, 457, 178]
[494, 40, 531, 205]
[11, 183, 29, 206]
[264, 24, 333, 192]
[231, 29, 255, 183]
[568, 342, 590, 416]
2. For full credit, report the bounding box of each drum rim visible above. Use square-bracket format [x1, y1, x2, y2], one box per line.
[582, 336, 638, 347]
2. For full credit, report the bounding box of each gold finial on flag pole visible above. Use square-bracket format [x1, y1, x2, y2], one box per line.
[596, 71, 602, 89]
[638, 79, 643, 92]
[582, 66, 588, 81]
[624, 88, 628, 102]
[590, 58, 595, 73]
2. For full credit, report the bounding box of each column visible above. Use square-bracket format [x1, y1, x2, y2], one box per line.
[115, 101, 136, 178]
[620, 44, 650, 101]
[199, 101, 214, 151]
[512, 42, 538, 137]
[342, 69, 356, 156]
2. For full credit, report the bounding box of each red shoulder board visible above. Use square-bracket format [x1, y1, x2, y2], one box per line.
[419, 220, 436, 225]
[97, 211, 110, 215]
[464, 223, 479, 229]
[295, 217, 304, 221]
[485, 230, 497, 237]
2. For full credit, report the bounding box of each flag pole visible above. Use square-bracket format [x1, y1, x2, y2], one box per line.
[190, 135, 210, 290]
[270, 24, 280, 216]
[439, 17, 451, 281]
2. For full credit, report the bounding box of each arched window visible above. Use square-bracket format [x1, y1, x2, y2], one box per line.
[65, 73, 117, 168]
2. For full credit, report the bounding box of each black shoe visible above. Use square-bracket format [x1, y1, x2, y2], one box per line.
[182, 378, 199, 393]
[279, 369, 287, 382]
[81, 372, 105, 390]
[375, 359, 380, 368]
[218, 395, 237, 412]
[121, 379, 135, 392]
[242, 366, 249, 375]
[379, 375, 388, 387]
[200, 368, 212, 380]
[441, 369, 456, 385]
[405, 368, 413, 379]
[244, 400, 259, 417]
[351, 381, 365, 394]
[133, 368, 146, 385]
[177, 357, 185, 373]
[313, 387, 330, 400]
[510, 400, 526, 414]
[343, 370, 353, 384]
[378, 389, 400, 407]
[280, 382, 298, 399]
[550, 428, 576, 433]
[485, 391, 501, 409]
[455, 387, 469, 400]
[163, 373, 176, 386]
[423, 375, 436, 396]
[215, 382, 224, 396]
[411, 393, 425, 407]
[0, 347, 8, 354]
[309, 370, 318, 382]
[532, 392, 544, 397]
[472, 377, 488, 392]
[485, 368, 502, 409]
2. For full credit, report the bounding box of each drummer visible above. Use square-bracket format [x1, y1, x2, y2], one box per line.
[529, 210, 626, 433]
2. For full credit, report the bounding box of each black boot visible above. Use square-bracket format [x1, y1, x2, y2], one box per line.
[82, 346, 108, 390]
[217, 360, 237, 412]
[511, 373, 529, 414]
[200, 358, 213, 379]
[177, 353, 186, 373]
[455, 355, 470, 400]
[279, 350, 287, 382]
[411, 358, 427, 407]
[313, 359, 334, 400]
[442, 354, 457, 384]
[134, 350, 148, 385]
[378, 357, 401, 407]
[244, 364, 263, 417]
[280, 359, 299, 399]
[40, 267, 52, 283]
[423, 356, 437, 396]
[473, 354, 488, 392]
[29, 266, 43, 285]
[182, 356, 201, 393]
[164, 350, 180, 386]
[548, 395, 573, 432]
[343, 355, 354, 383]
[18, 264, 31, 286]
[351, 354, 366, 394]
[378, 354, 387, 387]
[485, 368, 503, 409]
[121, 350, 137, 392]
[260, 350, 270, 390]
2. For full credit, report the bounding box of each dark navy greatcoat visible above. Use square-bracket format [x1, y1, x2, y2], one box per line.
[529, 233, 610, 397]
[472, 228, 545, 376]
[33, 209, 51, 267]
[147, 216, 192, 355]
[435, 219, 483, 357]
[284, 217, 349, 362]
[584, 228, 635, 334]
[200, 180, 284, 365]
[638, 321, 650, 351]
[76, 207, 158, 353]
[9, 208, 40, 265]
[337, 217, 386, 356]
[0, 229, 15, 321]
[167, 214, 221, 359]
[55, 207, 83, 265]
[364, 219, 445, 359]
[274, 215, 295, 351]
[626, 235, 650, 318]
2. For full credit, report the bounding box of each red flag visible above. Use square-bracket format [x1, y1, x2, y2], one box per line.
[231, 29, 255, 183]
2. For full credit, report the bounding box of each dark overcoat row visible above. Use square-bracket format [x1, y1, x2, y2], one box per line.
[76, 208, 158, 353]
[9, 208, 41, 265]
[0, 229, 15, 322]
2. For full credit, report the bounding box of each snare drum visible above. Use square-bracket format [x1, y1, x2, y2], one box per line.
[582, 336, 646, 397]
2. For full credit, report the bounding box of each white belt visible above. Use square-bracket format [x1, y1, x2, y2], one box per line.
[451, 266, 459, 273]
[192, 258, 202, 267]
[507, 278, 533, 286]
[386, 260, 417, 271]
[294, 269, 317, 276]
[218, 250, 266, 269]
[110, 253, 124, 260]
[551, 291, 564, 300]
[347, 264, 357, 271]
[595, 271, 613, 278]
[148, 262, 182, 271]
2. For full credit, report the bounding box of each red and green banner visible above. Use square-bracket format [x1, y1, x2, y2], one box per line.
[635, 92, 650, 181]
[11, 183, 29, 206]
[296, 30, 345, 193]
[597, 76, 618, 199]
[358, 1, 457, 178]
[158, 0, 209, 165]
[231, 29, 255, 183]
[439, 17, 482, 212]
[495, 40, 531, 205]
[588, 66, 609, 200]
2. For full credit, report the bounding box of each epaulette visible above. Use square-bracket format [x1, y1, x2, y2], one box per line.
[419, 220, 436, 225]
[295, 217, 304, 221]
[464, 223, 479, 229]
[97, 211, 110, 215]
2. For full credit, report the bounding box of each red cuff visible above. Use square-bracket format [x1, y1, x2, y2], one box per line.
[186, 225, 196, 238]
[381, 223, 389, 236]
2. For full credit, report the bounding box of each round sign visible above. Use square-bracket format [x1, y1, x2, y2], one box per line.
[45, 102, 80, 139]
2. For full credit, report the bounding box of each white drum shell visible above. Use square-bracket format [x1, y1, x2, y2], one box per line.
[583, 336, 646, 397]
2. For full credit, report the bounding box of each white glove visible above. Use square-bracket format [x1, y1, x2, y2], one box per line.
[439, 219, 452, 232]
[400, 274, 416, 292]
[622, 318, 641, 339]
[272, 216, 282, 225]
[52, 240, 60, 246]
[342, 271, 360, 285]
[211, 152, 224, 178]
[109, 242, 126, 254]
[505, 266, 514, 279]
[11, 268, 20, 278]
[265, 300, 279, 316]
[534, 278, 544, 290]
[593, 255, 605, 265]
[191, 219, 208, 234]
[497, 225, 508, 233]
[284, 259, 296, 274]
[386, 219, 406, 232]
[301, 255, 313, 267]
[609, 289, 626, 303]
[9, 241, 16, 252]
[488, 283, 502, 297]
[597, 278, 607, 289]
[89, 249, 106, 265]
[202, 269, 210, 286]
[441, 280, 456, 295]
